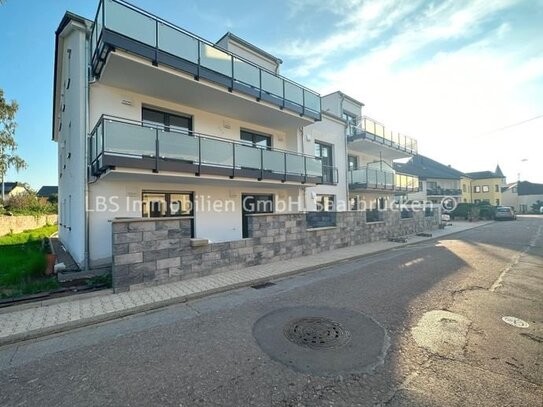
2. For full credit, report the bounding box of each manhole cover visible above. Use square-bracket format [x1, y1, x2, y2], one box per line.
[253, 306, 388, 376]
[283, 317, 351, 350]
[502, 316, 530, 328]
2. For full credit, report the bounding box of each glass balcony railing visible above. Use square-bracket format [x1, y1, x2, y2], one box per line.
[89, 0, 321, 120]
[394, 172, 420, 192]
[347, 116, 418, 155]
[348, 168, 419, 192]
[89, 116, 336, 185]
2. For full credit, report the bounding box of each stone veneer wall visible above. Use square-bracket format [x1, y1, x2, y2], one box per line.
[0, 214, 58, 237]
[111, 210, 439, 292]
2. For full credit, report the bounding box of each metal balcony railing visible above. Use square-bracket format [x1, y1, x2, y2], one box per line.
[89, 0, 321, 120]
[347, 116, 418, 154]
[426, 188, 462, 196]
[89, 116, 337, 185]
[348, 168, 419, 192]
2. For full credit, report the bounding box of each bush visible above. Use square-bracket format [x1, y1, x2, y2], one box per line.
[4, 191, 57, 216]
[451, 203, 483, 220]
[478, 205, 495, 220]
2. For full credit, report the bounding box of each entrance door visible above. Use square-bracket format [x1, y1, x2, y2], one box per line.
[241, 194, 274, 238]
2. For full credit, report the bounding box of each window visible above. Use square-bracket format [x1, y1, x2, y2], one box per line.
[343, 112, 358, 137]
[482, 185, 489, 192]
[316, 195, 335, 211]
[240, 130, 271, 149]
[495, 185, 499, 192]
[496, 199, 500, 205]
[474, 186, 481, 193]
[315, 141, 334, 184]
[142, 192, 194, 218]
[512, 187, 517, 193]
[142, 108, 192, 132]
[348, 155, 358, 171]
[463, 184, 467, 192]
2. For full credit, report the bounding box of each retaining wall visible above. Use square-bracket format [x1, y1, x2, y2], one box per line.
[111, 210, 440, 292]
[0, 214, 58, 237]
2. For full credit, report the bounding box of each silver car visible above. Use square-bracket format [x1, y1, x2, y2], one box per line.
[494, 206, 517, 220]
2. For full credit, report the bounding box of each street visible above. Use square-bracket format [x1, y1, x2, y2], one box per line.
[1, 217, 542, 406]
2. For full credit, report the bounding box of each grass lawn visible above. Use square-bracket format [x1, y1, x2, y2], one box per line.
[0, 225, 59, 299]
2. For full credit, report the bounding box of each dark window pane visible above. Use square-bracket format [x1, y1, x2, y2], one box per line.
[142, 108, 165, 128]
[169, 115, 191, 132]
[142, 192, 167, 217]
[241, 130, 271, 148]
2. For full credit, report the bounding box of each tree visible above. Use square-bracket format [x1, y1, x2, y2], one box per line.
[0, 88, 27, 201]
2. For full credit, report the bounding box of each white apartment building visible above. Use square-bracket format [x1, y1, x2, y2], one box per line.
[53, 1, 335, 268]
[53, 0, 421, 270]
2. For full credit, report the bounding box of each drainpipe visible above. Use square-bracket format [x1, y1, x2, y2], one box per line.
[299, 127, 307, 211]
[84, 31, 91, 271]
[339, 94, 350, 210]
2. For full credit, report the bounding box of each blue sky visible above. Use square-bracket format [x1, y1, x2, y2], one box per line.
[1, 0, 542, 188]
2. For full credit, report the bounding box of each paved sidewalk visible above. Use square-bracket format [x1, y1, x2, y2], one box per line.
[0, 221, 491, 346]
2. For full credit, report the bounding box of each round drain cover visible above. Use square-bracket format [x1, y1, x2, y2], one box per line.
[253, 306, 388, 376]
[284, 317, 351, 350]
[502, 316, 529, 328]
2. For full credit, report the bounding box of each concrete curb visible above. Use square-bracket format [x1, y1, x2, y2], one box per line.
[0, 221, 493, 347]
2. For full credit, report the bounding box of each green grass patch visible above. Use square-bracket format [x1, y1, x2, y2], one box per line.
[0, 225, 59, 299]
[0, 224, 58, 246]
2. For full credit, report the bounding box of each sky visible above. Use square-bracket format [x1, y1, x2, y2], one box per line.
[0, 0, 542, 189]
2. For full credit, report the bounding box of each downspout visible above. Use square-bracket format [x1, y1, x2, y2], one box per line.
[339, 94, 350, 210]
[84, 29, 91, 271]
[299, 127, 306, 211]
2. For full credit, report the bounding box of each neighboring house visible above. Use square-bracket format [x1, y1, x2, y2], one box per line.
[37, 186, 59, 204]
[502, 181, 543, 213]
[463, 165, 506, 205]
[1, 182, 29, 201]
[393, 155, 463, 204]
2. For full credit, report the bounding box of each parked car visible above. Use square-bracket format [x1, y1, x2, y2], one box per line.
[494, 206, 517, 221]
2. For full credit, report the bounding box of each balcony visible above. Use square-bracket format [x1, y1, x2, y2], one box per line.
[427, 187, 462, 196]
[89, 0, 321, 128]
[347, 117, 418, 160]
[89, 116, 337, 185]
[348, 168, 419, 193]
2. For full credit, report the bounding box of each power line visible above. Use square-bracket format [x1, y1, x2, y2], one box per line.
[481, 113, 543, 136]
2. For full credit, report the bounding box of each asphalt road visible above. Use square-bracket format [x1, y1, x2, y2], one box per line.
[1, 217, 542, 406]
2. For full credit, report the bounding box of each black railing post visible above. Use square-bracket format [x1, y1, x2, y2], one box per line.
[303, 157, 307, 184]
[197, 136, 201, 175]
[230, 57, 234, 92]
[283, 153, 287, 182]
[195, 41, 200, 80]
[101, 119, 104, 157]
[153, 19, 158, 66]
[257, 70, 262, 101]
[259, 148, 263, 181]
[281, 80, 285, 110]
[231, 142, 235, 178]
[154, 128, 159, 173]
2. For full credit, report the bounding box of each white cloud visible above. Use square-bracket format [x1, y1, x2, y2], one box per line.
[281, 0, 543, 182]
